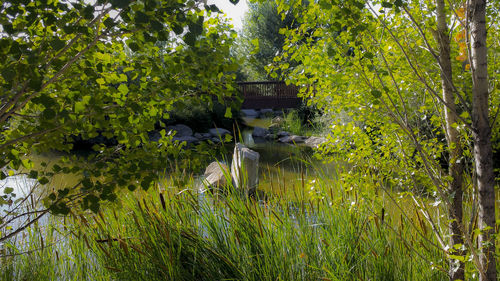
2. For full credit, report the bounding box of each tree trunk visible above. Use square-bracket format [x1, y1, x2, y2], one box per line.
[469, 0, 497, 280]
[436, 1, 465, 279]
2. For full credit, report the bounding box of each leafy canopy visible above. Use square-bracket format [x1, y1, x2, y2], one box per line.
[0, 0, 239, 219]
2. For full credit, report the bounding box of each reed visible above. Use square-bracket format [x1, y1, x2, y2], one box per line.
[1, 162, 450, 280]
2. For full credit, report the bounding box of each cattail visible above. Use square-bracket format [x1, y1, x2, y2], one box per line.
[159, 192, 166, 211]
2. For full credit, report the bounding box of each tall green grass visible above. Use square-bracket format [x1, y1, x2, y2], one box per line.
[78, 179, 447, 281]
[1, 167, 449, 280]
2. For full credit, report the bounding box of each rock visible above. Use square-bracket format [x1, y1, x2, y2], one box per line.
[260, 108, 274, 117]
[252, 127, 270, 138]
[211, 137, 221, 143]
[209, 128, 231, 138]
[194, 133, 210, 141]
[241, 109, 260, 118]
[304, 136, 328, 148]
[231, 143, 259, 195]
[265, 133, 277, 140]
[173, 136, 199, 144]
[278, 135, 306, 144]
[273, 110, 284, 116]
[202, 162, 230, 190]
[277, 131, 290, 138]
[166, 124, 193, 137]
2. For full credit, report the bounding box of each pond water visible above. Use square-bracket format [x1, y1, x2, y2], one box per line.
[1, 118, 332, 211]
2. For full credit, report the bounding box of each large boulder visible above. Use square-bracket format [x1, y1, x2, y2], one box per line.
[252, 127, 270, 138]
[231, 143, 259, 195]
[202, 162, 230, 191]
[209, 128, 231, 138]
[304, 136, 327, 148]
[166, 124, 193, 137]
[278, 135, 306, 144]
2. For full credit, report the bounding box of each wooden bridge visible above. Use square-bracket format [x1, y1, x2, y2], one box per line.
[237, 81, 301, 109]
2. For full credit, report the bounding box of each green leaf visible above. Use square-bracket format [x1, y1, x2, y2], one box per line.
[75, 101, 85, 113]
[82, 6, 94, 20]
[50, 38, 65, 51]
[371, 89, 382, 99]
[207, 4, 220, 13]
[189, 16, 204, 36]
[183, 32, 197, 46]
[110, 0, 131, 8]
[172, 24, 184, 35]
[117, 84, 129, 95]
[38, 177, 49, 185]
[42, 108, 56, 119]
[2, 68, 16, 81]
[319, 0, 333, 10]
[224, 107, 232, 118]
[135, 11, 149, 24]
[21, 159, 33, 169]
[127, 41, 140, 52]
[28, 170, 38, 179]
[363, 52, 374, 59]
[104, 17, 115, 28]
[4, 187, 14, 194]
[381, 2, 393, 8]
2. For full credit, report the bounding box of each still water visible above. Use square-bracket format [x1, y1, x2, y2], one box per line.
[1, 118, 333, 210]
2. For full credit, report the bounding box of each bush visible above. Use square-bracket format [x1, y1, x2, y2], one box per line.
[162, 99, 241, 133]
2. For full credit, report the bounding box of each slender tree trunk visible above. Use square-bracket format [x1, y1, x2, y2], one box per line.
[469, 0, 496, 280]
[436, 1, 465, 279]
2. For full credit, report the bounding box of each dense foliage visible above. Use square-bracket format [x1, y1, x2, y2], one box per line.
[273, 0, 499, 279]
[235, 1, 297, 80]
[0, 0, 239, 240]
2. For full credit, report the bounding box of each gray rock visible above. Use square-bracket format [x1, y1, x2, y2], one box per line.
[241, 109, 260, 118]
[173, 136, 199, 144]
[277, 131, 290, 138]
[166, 124, 193, 137]
[202, 162, 230, 191]
[194, 133, 203, 139]
[252, 127, 270, 138]
[209, 128, 231, 138]
[304, 136, 328, 148]
[260, 108, 274, 117]
[211, 137, 221, 143]
[265, 133, 277, 140]
[278, 135, 306, 144]
[231, 143, 259, 195]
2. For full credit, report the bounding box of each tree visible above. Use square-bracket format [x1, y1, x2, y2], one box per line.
[274, 0, 498, 279]
[0, 0, 238, 242]
[235, 1, 297, 80]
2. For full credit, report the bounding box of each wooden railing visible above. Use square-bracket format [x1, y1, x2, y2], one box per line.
[237, 81, 301, 109]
